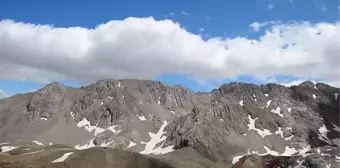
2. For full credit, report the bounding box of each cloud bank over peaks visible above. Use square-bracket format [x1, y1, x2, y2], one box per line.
[0, 18, 339, 86]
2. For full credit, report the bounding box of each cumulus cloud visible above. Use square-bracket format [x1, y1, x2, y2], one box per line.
[0, 90, 10, 99]
[249, 22, 268, 32]
[0, 18, 339, 86]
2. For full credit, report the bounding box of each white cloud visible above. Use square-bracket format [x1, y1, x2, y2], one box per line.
[278, 79, 315, 87]
[206, 16, 210, 20]
[249, 22, 268, 32]
[268, 4, 275, 9]
[169, 12, 175, 16]
[180, 11, 189, 16]
[0, 18, 339, 86]
[0, 90, 10, 99]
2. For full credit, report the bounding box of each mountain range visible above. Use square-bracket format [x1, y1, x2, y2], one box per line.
[0, 79, 339, 168]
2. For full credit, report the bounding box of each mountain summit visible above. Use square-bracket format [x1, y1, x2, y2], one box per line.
[0, 79, 339, 168]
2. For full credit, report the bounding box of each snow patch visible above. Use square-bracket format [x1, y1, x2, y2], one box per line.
[295, 159, 304, 168]
[298, 145, 311, 157]
[107, 125, 122, 134]
[266, 100, 272, 108]
[312, 94, 316, 99]
[20, 150, 44, 155]
[287, 107, 292, 113]
[40, 117, 47, 121]
[125, 140, 136, 149]
[100, 102, 103, 105]
[335, 156, 340, 162]
[254, 98, 257, 102]
[118, 82, 121, 87]
[264, 94, 269, 97]
[101, 140, 115, 147]
[285, 135, 294, 141]
[140, 120, 174, 155]
[264, 146, 279, 155]
[318, 124, 329, 139]
[70, 112, 75, 120]
[77, 118, 105, 136]
[107, 96, 113, 99]
[275, 127, 284, 138]
[75, 139, 95, 150]
[232, 155, 245, 164]
[247, 115, 272, 138]
[137, 115, 146, 121]
[51, 152, 73, 163]
[334, 93, 338, 100]
[263, 145, 298, 156]
[32, 140, 44, 146]
[281, 146, 298, 156]
[271, 107, 284, 117]
[316, 148, 331, 157]
[253, 94, 256, 98]
[239, 100, 244, 107]
[170, 110, 175, 114]
[157, 97, 161, 104]
[49, 142, 53, 145]
[287, 127, 292, 130]
[1, 146, 17, 152]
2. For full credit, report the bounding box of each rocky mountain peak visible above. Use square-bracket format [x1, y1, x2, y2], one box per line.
[0, 79, 339, 168]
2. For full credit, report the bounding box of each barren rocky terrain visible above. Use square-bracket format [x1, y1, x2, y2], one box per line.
[0, 79, 339, 168]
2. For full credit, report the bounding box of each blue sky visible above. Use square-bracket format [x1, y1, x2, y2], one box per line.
[0, 0, 339, 96]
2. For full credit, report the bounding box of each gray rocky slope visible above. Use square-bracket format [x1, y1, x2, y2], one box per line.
[0, 79, 339, 168]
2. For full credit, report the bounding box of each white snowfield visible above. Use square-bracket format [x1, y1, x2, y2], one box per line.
[51, 152, 74, 163]
[247, 115, 272, 138]
[275, 127, 284, 138]
[40, 117, 47, 121]
[1, 146, 17, 152]
[107, 125, 122, 134]
[125, 140, 136, 149]
[318, 124, 330, 143]
[75, 139, 95, 150]
[312, 94, 316, 99]
[232, 144, 312, 165]
[137, 115, 146, 121]
[74, 120, 174, 155]
[271, 107, 284, 117]
[266, 100, 272, 108]
[140, 120, 174, 155]
[32, 140, 44, 146]
[287, 107, 292, 113]
[239, 100, 244, 107]
[77, 117, 121, 135]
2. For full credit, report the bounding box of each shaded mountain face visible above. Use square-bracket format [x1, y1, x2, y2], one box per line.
[0, 79, 339, 168]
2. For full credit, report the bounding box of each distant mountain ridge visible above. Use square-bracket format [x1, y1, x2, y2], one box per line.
[0, 79, 339, 168]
